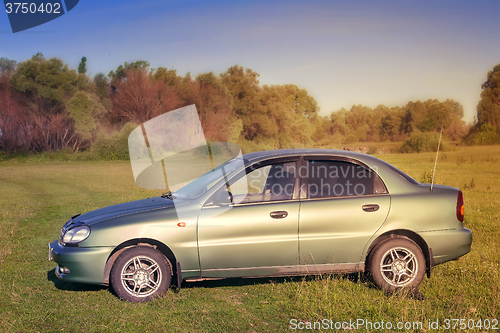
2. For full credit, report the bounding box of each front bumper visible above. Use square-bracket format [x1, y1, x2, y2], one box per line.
[48, 240, 114, 284]
[419, 227, 472, 265]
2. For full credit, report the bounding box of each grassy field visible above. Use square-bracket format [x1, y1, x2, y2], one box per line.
[0, 146, 499, 332]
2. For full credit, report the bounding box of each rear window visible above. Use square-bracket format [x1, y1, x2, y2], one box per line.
[306, 160, 386, 198]
[383, 162, 419, 185]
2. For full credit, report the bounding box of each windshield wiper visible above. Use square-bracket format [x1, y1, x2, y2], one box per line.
[161, 191, 176, 199]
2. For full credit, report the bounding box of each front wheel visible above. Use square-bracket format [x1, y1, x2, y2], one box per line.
[110, 246, 171, 302]
[368, 237, 425, 292]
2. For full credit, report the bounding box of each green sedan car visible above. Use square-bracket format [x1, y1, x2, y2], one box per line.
[49, 149, 472, 302]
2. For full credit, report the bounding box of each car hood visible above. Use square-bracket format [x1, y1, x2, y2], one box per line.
[75, 197, 177, 226]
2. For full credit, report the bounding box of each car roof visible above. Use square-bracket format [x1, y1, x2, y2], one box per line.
[243, 148, 377, 163]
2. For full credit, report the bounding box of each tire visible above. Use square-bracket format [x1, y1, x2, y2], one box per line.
[368, 237, 425, 292]
[110, 246, 171, 302]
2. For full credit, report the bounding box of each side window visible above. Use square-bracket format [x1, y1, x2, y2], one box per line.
[228, 161, 297, 204]
[306, 160, 384, 198]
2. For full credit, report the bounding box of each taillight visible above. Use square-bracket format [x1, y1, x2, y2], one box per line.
[456, 190, 464, 222]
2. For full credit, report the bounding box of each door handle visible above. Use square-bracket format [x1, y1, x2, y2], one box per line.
[270, 211, 288, 219]
[362, 204, 379, 212]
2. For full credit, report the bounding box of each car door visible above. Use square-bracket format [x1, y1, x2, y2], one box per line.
[298, 157, 390, 265]
[198, 158, 300, 277]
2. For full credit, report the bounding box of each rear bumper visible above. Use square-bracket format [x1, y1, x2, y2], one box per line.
[48, 240, 113, 284]
[419, 228, 472, 265]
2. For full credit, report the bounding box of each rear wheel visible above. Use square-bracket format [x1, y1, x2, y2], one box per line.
[369, 237, 425, 292]
[110, 246, 171, 302]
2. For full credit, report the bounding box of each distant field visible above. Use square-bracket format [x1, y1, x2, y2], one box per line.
[0, 146, 499, 332]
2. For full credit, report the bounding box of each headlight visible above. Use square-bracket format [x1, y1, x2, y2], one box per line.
[62, 226, 90, 244]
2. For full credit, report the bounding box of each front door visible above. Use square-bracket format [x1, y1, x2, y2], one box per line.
[198, 160, 300, 277]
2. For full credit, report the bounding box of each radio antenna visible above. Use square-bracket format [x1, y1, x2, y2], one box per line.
[430, 120, 444, 192]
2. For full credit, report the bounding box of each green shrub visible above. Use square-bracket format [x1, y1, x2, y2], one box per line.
[87, 123, 137, 161]
[0, 150, 71, 162]
[400, 132, 449, 153]
[473, 123, 500, 145]
[343, 134, 358, 144]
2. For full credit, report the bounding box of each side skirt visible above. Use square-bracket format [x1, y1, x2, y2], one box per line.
[197, 262, 365, 279]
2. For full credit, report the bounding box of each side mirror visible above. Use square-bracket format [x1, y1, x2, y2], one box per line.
[215, 190, 233, 206]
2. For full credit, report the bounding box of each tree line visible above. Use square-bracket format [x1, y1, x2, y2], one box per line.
[0, 54, 498, 156]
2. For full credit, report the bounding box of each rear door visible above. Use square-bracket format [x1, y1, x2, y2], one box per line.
[298, 157, 390, 265]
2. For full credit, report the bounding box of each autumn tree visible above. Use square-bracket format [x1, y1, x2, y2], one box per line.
[380, 112, 401, 141]
[109, 68, 179, 123]
[0, 57, 17, 73]
[220, 65, 261, 117]
[10, 54, 78, 114]
[93, 73, 112, 112]
[0, 61, 28, 154]
[477, 63, 500, 128]
[108, 60, 150, 83]
[219, 65, 319, 146]
[240, 83, 319, 148]
[66, 91, 108, 149]
[293, 85, 319, 118]
[372, 106, 403, 141]
[0, 57, 17, 87]
[7, 54, 79, 152]
[329, 108, 349, 136]
[310, 114, 332, 145]
[193, 72, 234, 142]
[153, 67, 181, 87]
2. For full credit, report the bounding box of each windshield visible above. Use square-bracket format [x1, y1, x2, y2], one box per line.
[173, 156, 245, 199]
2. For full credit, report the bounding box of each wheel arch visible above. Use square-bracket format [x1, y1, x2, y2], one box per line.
[365, 229, 433, 278]
[102, 238, 177, 285]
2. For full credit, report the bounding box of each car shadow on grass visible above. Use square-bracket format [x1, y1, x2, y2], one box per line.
[180, 273, 425, 299]
[47, 269, 108, 292]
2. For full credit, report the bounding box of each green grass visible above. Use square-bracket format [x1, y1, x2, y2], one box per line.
[0, 146, 499, 332]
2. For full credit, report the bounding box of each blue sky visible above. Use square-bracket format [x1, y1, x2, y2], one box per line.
[1, 0, 499, 122]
